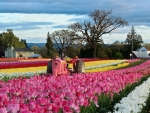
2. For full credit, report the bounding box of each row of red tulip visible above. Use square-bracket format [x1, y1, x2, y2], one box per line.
[0, 58, 101, 62]
[69, 58, 102, 63]
[0, 58, 19, 62]
[0, 61, 150, 113]
[0, 60, 49, 69]
[0, 58, 47, 62]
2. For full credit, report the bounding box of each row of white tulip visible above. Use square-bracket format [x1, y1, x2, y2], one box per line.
[85, 60, 125, 70]
[111, 76, 150, 113]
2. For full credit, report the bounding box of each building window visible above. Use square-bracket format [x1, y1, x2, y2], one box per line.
[142, 50, 145, 52]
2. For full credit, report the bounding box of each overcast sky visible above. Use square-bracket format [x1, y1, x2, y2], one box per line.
[0, 0, 150, 44]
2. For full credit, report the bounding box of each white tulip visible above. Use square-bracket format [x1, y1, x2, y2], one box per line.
[113, 77, 150, 113]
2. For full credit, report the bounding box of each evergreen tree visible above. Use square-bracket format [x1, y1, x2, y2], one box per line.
[124, 26, 143, 58]
[45, 32, 53, 57]
[21, 39, 28, 48]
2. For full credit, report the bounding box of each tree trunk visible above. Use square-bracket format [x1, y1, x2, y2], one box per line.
[93, 47, 97, 58]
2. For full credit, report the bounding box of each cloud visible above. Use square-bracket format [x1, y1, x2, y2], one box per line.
[0, 0, 150, 25]
[0, 22, 55, 31]
[0, 1, 95, 14]
[22, 37, 47, 43]
[0, 0, 150, 43]
[51, 25, 68, 28]
[68, 16, 88, 23]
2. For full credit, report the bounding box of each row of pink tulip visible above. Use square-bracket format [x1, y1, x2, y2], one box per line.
[118, 60, 150, 74]
[1, 61, 150, 113]
[0, 73, 143, 113]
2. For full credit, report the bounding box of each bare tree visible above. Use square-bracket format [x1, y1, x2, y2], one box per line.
[50, 29, 81, 58]
[31, 45, 40, 54]
[69, 10, 128, 58]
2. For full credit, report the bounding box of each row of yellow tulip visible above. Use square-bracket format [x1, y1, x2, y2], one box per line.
[68, 60, 125, 69]
[84, 60, 124, 67]
[19, 58, 51, 62]
[86, 62, 129, 72]
[0, 66, 46, 74]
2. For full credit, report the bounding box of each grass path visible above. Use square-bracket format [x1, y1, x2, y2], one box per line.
[116, 60, 147, 69]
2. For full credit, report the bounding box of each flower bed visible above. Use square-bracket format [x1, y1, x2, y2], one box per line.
[0, 66, 46, 80]
[86, 62, 129, 72]
[0, 58, 102, 69]
[0, 60, 150, 113]
[124, 59, 140, 63]
[0, 58, 19, 62]
[113, 76, 150, 113]
[68, 60, 126, 69]
[0, 59, 141, 80]
[85, 60, 125, 70]
[69, 58, 101, 63]
[0, 60, 129, 78]
[0, 60, 49, 69]
[0, 72, 143, 113]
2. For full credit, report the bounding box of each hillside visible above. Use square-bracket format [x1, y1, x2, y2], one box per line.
[27, 43, 77, 48]
[27, 43, 46, 48]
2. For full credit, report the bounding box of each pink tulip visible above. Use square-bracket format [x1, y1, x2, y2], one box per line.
[0, 108, 7, 113]
[6, 103, 20, 113]
[0, 93, 9, 103]
[20, 103, 29, 110]
[52, 104, 60, 113]
[62, 105, 72, 113]
[0, 60, 150, 113]
[29, 100, 37, 110]
[45, 103, 52, 111]
[19, 109, 32, 113]
[37, 97, 49, 106]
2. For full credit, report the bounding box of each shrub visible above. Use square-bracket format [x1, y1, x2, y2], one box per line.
[115, 52, 123, 59]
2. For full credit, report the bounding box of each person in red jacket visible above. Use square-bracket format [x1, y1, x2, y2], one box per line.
[72, 56, 79, 70]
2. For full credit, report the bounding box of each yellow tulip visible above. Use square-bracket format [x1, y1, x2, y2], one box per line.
[86, 63, 129, 72]
[0, 66, 46, 74]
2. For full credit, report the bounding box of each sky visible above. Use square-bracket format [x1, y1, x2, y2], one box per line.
[0, 0, 150, 44]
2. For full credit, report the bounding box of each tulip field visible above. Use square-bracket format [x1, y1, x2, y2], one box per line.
[0, 58, 150, 113]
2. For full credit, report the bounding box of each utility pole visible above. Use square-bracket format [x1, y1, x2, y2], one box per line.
[131, 26, 135, 59]
[7, 29, 14, 48]
[127, 26, 136, 59]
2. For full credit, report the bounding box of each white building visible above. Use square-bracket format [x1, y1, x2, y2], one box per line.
[4, 47, 34, 58]
[133, 46, 150, 59]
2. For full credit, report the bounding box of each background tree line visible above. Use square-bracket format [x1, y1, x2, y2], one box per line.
[44, 9, 147, 59]
[0, 29, 27, 48]
[0, 29, 28, 57]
